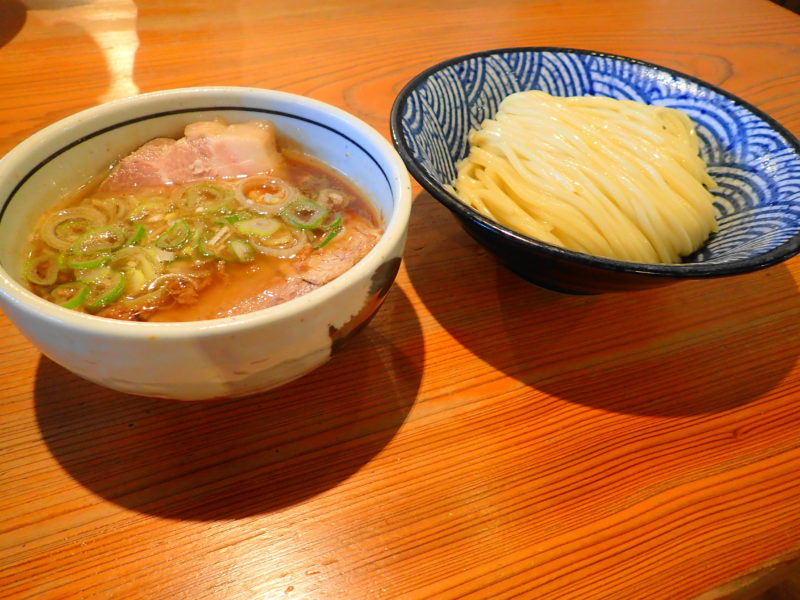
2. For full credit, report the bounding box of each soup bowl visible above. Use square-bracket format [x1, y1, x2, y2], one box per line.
[0, 87, 412, 400]
[391, 47, 800, 294]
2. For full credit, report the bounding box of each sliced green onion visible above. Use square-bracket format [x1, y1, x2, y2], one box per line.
[65, 253, 111, 269]
[25, 254, 60, 285]
[81, 267, 126, 312]
[125, 223, 146, 246]
[281, 199, 329, 229]
[229, 239, 255, 262]
[312, 213, 343, 249]
[62, 224, 126, 271]
[40, 207, 106, 250]
[182, 184, 235, 213]
[197, 236, 217, 259]
[323, 212, 343, 229]
[250, 229, 307, 258]
[124, 268, 147, 295]
[51, 281, 89, 309]
[219, 212, 255, 225]
[27, 173, 363, 315]
[261, 226, 294, 247]
[129, 198, 170, 222]
[90, 197, 131, 222]
[235, 176, 297, 215]
[112, 247, 160, 276]
[156, 220, 191, 250]
[182, 219, 205, 255]
[70, 226, 127, 255]
[111, 247, 161, 294]
[234, 217, 281, 238]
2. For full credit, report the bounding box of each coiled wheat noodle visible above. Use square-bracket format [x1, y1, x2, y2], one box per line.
[449, 91, 718, 264]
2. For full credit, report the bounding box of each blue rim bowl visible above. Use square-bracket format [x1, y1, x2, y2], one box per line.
[390, 47, 800, 294]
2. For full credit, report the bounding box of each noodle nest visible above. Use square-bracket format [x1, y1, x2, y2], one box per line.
[449, 91, 718, 264]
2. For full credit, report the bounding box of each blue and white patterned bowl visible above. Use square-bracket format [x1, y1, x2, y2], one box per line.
[391, 47, 800, 293]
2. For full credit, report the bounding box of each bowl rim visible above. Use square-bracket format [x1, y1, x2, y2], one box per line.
[0, 86, 412, 337]
[390, 46, 800, 278]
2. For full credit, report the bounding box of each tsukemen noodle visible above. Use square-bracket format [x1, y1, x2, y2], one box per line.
[449, 91, 718, 264]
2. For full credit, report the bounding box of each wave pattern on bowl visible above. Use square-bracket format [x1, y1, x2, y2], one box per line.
[398, 49, 800, 265]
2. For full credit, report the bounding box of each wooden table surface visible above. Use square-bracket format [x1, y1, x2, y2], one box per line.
[2, 0, 800, 598]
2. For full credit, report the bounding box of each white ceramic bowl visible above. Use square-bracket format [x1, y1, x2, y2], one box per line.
[0, 87, 412, 400]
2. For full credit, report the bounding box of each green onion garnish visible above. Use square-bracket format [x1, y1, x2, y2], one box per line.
[229, 239, 255, 262]
[81, 267, 126, 312]
[156, 220, 191, 250]
[125, 224, 146, 246]
[312, 213, 343, 249]
[51, 281, 89, 309]
[280, 199, 328, 229]
[70, 226, 127, 256]
[182, 184, 235, 214]
[25, 254, 60, 286]
[65, 253, 111, 269]
[234, 217, 281, 238]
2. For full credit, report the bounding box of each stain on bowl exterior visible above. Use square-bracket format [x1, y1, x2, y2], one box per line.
[329, 256, 402, 353]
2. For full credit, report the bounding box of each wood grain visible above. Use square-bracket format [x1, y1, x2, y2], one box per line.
[1, 0, 800, 598]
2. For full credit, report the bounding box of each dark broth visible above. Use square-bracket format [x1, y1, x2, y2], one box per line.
[24, 154, 382, 321]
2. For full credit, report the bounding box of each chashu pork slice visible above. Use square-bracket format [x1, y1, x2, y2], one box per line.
[99, 119, 284, 193]
[297, 216, 381, 286]
[209, 214, 383, 319]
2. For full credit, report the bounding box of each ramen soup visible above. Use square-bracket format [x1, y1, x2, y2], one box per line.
[23, 119, 383, 322]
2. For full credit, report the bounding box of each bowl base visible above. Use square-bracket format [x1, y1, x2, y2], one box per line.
[505, 264, 600, 295]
